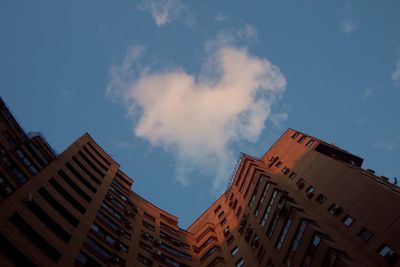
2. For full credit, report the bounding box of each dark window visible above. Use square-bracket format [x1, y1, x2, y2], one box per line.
[9, 213, 61, 262]
[28, 142, 48, 165]
[38, 187, 79, 227]
[358, 228, 373, 242]
[65, 162, 97, 193]
[143, 220, 155, 231]
[227, 235, 234, 245]
[275, 209, 295, 250]
[87, 142, 111, 166]
[101, 201, 123, 220]
[200, 246, 221, 262]
[327, 204, 343, 216]
[75, 251, 102, 267]
[83, 146, 108, 171]
[288, 172, 297, 180]
[236, 206, 242, 219]
[342, 215, 354, 227]
[57, 169, 92, 202]
[322, 249, 341, 267]
[214, 205, 221, 214]
[26, 200, 71, 243]
[144, 212, 156, 222]
[15, 148, 38, 174]
[72, 156, 101, 185]
[1, 155, 27, 183]
[298, 135, 306, 144]
[315, 194, 327, 204]
[2, 131, 17, 148]
[275, 161, 283, 168]
[220, 218, 227, 226]
[218, 211, 225, 219]
[285, 219, 311, 266]
[301, 233, 322, 266]
[260, 189, 278, 226]
[306, 140, 315, 148]
[254, 183, 270, 217]
[0, 171, 13, 197]
[83, 236, 112, 262]
[291, 132, 299, 139]
[137, 253, 153, 266]
[282, 167, 290, 175]
[49, 178, 86, 214]
[0, 233, 37, 267]
[78, 151, 105, 178]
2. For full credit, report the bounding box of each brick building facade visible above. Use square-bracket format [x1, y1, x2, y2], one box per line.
[0, 97, 398, 267]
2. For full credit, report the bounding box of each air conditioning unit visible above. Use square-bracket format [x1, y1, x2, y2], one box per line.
[125, 222, 133, 229]
[132, 206, 139, 213]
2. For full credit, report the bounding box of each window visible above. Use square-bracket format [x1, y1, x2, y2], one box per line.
[315, 194, 327, 204]
[214, 205, 221, 214]
[220, 218, 227, 226]
[275, 209, 295, 250]
[87, 142, 111, 166]
[328, 204, 343, 216]
[78, 151, 105, 178]
[26, 200, 71, 243]
[49, 178, 86, 214]
[200, 246, 221, 262]
[275, 161, 283, 168]
[72, 156, 101, 185]
[0, 233, 37, 267]
[282, 167, 290, 175]
[284, 219, 312, 266]
[298, 135, 306, 144]
[57, 169, 92, 203]
[15, 149, 38, 174]
[1, 155, 27, 183]
[0, 172, 13, 197]
[82, 146, 108, 171]
[291, 132, 299, 139]
[254, 183, 270, 217]
[301, 233, 322, 266]
[306, 140, 315, 148]
[377, 244, 398, 265]
[288, 172, 297, 180]
[65, 162, 97, 193]
[235, 258, 244, 267]
[38, 187, 79, 227]
[296, 179, 305, 189]
[218, 211, 225, 219]
[84, 236, 112, 262]
[358, 228, 373, 242]
[260, 189, 278, 226]
[75, 251, 102, 267]
[322, 249, 341, 267]
[227, 235, 234, 245]
[231, 246, 240, 256]
[144, 212, 156, 222]
[257, 245, 265, 263]
[143, 220, 155, 231]
[236, 207, 242, 219]
[342, 215, 354, 227]
[9, 213, 62, 262]
[305, 186, 316, 198]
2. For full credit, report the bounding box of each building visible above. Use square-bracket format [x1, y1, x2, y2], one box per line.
[0, 96, 399, 267]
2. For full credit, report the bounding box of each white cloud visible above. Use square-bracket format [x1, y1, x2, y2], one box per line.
[205, 23, 258, 52]
[137, 0, 190, 27]
[107, 40, 286, 192]
[392, 52, 400, 85]
[341, 18, 359, 34]
[215, 12, 228, 22]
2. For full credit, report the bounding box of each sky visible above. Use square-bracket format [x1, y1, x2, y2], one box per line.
[1, 0, 400, 228]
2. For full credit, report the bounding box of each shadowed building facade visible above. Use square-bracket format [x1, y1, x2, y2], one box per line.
[0, 97, 399, 267]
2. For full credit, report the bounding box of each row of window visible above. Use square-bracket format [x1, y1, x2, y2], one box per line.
[291, 131, 315, 148]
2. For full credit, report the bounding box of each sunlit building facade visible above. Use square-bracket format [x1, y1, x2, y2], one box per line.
[0, 97, 399, 267]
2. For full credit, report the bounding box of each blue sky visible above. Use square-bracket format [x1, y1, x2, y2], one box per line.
[1, 0, 399, 228]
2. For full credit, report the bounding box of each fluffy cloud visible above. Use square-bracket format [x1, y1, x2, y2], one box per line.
[392, 52, 400, 85]
[137, 0, 190, 26]
[107, 44, 286, 192]
[341, 18, 359, 34]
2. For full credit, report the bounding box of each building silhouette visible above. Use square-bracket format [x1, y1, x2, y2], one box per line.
[0, 97, 399, 267]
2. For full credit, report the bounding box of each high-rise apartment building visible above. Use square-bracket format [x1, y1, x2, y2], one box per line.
[0, 97, 399, 267]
